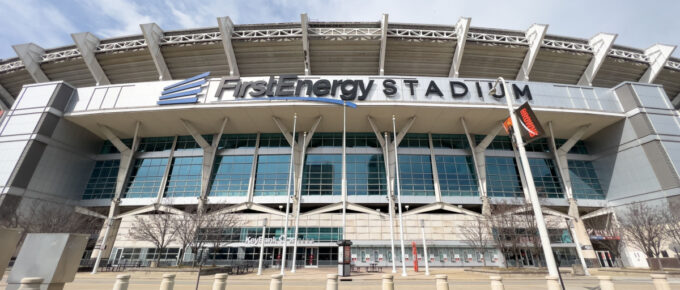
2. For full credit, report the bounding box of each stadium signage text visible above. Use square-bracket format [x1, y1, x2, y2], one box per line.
[215, 75, 533, 101]
[244, 236, 314, 246]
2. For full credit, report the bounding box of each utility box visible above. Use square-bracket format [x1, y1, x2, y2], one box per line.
[0, 228, 22, 280]
[337, 240, 353, 277]
[7, 233, 88, 290]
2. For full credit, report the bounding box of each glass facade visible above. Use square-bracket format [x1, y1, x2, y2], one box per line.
[175, 135, 213, 151]
[435, 155, 478, 196]
[259, 133, 289, 147]
[568, 160, 605, 199]
[529, 158, 564, 199]
[347, 154, 387, 196]
[431, 134, 469, 149]
[476, 135, 589, 154]
[399, 133, 430, 148]
[209, 155, 253, 196]
[308, 132, 380, 148]
[301, 154, 341, 196]
[82, 160, 120, 200]
[398, 154, 435, 196]
[486, 156, 523, 197]
[100, 139, 132, 154]
[137, 137, 174, 152]
[164, 157, 203, 198]
[254, 154, 291, 196]
[218, 134, 257, 149]
[125, 158, 168, 198]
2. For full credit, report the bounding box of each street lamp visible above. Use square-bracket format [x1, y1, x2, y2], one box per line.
[489, 77, 561, 279]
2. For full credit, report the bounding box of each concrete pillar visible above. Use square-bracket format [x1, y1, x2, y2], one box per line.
[212, 274, 228, 290]
[651, 274, 671, 290]
[568, 199, 597, 261]
[0, 228, 22, 280]
[597, 276, 615, 290]
[326, 274, 338, 290]
[435, 274, 449, 290]
[545, 276, 560, 290]
[17, 278, 43, 290]
[382, 274, 394, 290]
[270, 274, 282, 290]
[113, 274, 130, 290]
[160, 274, 175, 290]
[490, 276, 505, 290]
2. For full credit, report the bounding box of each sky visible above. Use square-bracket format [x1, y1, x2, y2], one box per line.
[1, 0, 679, 60]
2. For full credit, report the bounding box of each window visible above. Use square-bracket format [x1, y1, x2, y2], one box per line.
[302, 154, 341, 196]
[477, 135, 513, 151]
[82, 160, 119, 200]
[308, 133, 342, 147]
[431, 134, 469, 149]
[556, 139, 589, 154]
[209, 155, 252, 196]
[259, 133, 290, 147]
[399, 133, 430, 148]
[120, 248, 142, 261]
[124, 158, 168, 198]
[164, 157, 203, 198]
[568, 160, 605, 199]
[175, 135, 213, 151]
[146, 248, 179, 260]
[529, 158, 563, 198]
[307, 133, 379, 148]
[100, 139, 133, 154]
[486, 156, 523, 197]
[347, 155, 387, 196]
[137, 137, 174, 152]
[254, 155, 291, 196]
[436, 155, 478, 196]
[398, 155, 435, 196]
[347, 133, 379, 148]
[218, 134, 257, 149]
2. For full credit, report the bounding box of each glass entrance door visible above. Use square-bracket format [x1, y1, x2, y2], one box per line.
[596, 251, 614, 267]
[112, 248, 123, 265]
[305, 247, 318, 267]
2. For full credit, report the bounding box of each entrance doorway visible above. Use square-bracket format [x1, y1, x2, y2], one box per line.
[596, 251, 614, 267]
[112, 248, 123, 265]
[305, 247, 318, 268]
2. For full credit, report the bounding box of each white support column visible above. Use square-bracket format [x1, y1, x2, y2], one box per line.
[379, 14, 389, 76]
[12, 43, 49, 83]
[428, 133, 443, 203]
[577, 33, 617, 86]
[140, 23, 172, 81]
[461, 119, 503, 215]
[155, 136, 177, 205]
[639, 44, 676, 84]
[516, 24, 548, 81]
[71, 32, 110, 85]
[449, 17, 471, 78]
[247, 133, 261, 203]
[217, 16, 239, 77]
[301, 13, 311, 76]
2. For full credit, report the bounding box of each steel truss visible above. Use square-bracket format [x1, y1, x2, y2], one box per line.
[608, 48, 650, 63]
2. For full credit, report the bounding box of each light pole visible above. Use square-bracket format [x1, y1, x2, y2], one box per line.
[291, 132, 307, 273]
[420, 220, 430, 276]
[280, 113, 297, 276]
[383, 132, 397, 274]
[489, 77, 560, 279]
[257, 218, 268, 275]
[392, 115, 408, 277]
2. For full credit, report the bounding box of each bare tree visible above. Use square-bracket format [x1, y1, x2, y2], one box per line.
[128, 212, 177, 266]
[0, 202, 102, 235]
[205, 209, 242, 265]
[663, 205, 680, 257]
[488, 201, 522, 268]
[618, 202, 667, 258]
[460, 216, 491, 266]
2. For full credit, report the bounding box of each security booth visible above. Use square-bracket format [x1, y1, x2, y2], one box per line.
[337, 240, 353, 277]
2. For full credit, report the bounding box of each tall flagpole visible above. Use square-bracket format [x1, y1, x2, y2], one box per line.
[342, 102, 347, 240]
[384, 132, 397, 273]
[280, 113, 297, 276]
[392, 115, 408, 277]
[291, 132, 307, 273]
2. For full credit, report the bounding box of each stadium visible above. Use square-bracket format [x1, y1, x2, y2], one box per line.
[0, 14, 679, 271]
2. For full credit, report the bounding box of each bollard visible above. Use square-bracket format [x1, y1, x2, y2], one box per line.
[650, 274, 671, 290]
[490, 276, 505, 290]
[382, 274, 394, 290]
[270, 274, 283, 290]
[17, 277, 43, 290]
[597, 276, 615, 290]
[545, 276, 561, 290]
[435, 274, 449, 290]
[212, 274, 228, 290]
[160, 273, 176, 290]
[113, 274, 131, 290]
[326, 274, 338, 290]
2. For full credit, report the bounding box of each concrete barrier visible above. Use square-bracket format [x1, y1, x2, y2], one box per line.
[17, 277, 43, 290]
[113, 274, 130, 290]
[270, 274, 282, 290]
[650, 274, 671, 290]
[435, 274, 449, 290]
[326, 274, 338, 290]
[545, 276, 560, 290]
[490, 276, 504, 290]
[382, 274, 394, 290]
[597, 276, 615, 290]
[212, 274, 228, 290]
[159, 273, 175, 290]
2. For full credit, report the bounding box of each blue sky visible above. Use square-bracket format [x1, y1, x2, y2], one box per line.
[1, 0, 679, 60]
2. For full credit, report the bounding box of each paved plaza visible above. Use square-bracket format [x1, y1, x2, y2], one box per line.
[2, 267, 679, 289]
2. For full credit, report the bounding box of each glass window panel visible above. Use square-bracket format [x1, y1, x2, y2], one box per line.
[209, 155, 253, 196]
[568, 159, 605, 200]
[164, 157, 203, 198]
[529, 158, 564, 199]
[436, 155, 478, 196]
[486, 156, 523, 198]
[398, 155, 435, 196]
[124, 158, 168, 198]
[254, 154, 291, 196]
[302, 155, 342, 196]
[218, 134, 257, 149]
[82, 160, 120, 200]
[259, 133, 290, 148]
[431, 134, 469, 149]
[137, 137, 174, 152]
[399, 133, 430, 148]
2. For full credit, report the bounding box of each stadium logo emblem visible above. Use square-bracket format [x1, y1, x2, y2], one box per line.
[158, 72, 210, 105]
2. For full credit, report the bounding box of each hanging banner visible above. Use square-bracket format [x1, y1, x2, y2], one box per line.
[411, 242, 419, 272]
[503, 102, 545, 142]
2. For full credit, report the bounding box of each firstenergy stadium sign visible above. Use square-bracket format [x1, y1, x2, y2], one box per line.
[214, 75, 533, 102]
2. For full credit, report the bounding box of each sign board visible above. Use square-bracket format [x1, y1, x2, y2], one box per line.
[503, 102, 545, 142]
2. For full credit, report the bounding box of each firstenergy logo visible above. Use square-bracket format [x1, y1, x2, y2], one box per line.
[157, 72, 210, 105]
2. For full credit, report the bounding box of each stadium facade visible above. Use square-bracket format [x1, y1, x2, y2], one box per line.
[1, 15, 680, 270]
